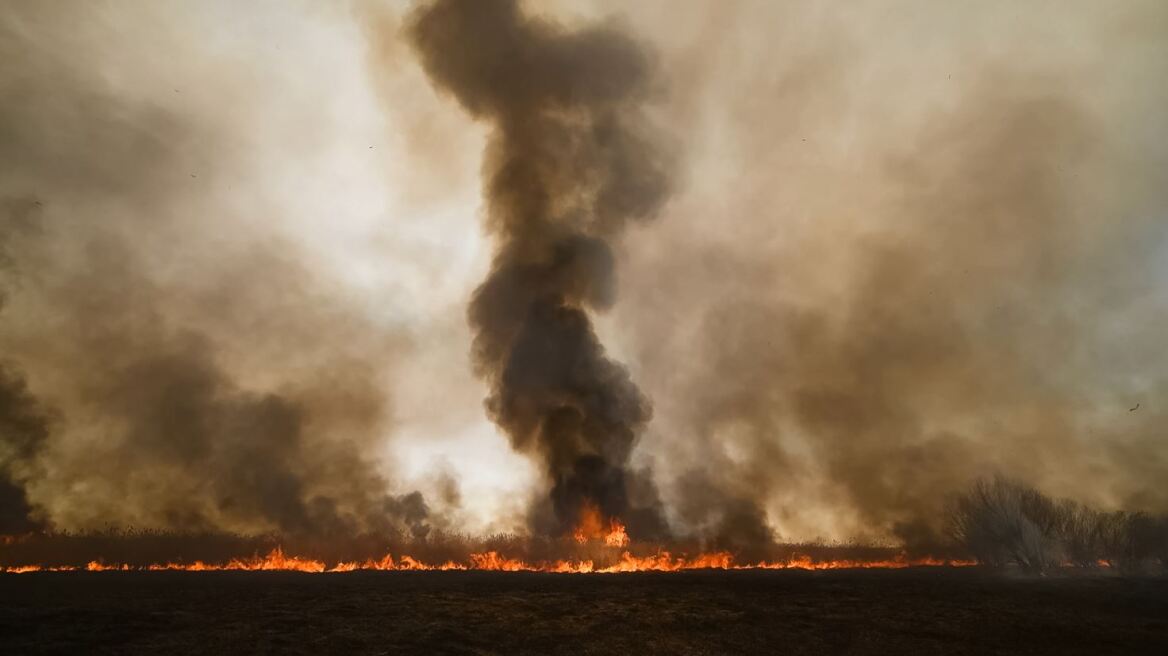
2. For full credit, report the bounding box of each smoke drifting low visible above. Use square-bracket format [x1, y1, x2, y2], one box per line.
[408, 0, 673, 538]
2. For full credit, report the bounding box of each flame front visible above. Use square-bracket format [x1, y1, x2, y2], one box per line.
[2, 547, 975, 574]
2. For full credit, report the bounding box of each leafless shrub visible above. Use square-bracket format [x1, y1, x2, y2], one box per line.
[948, 476, 1062, 572]
[949, 476, 1168, 574]
[1127, 513, 1168, 570]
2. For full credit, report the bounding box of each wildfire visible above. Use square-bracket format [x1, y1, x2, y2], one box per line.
[572, 502, 630, 548]
[1, 548, 975, 574]
[604, 522, 630, 548]
[0, 506, 976, 574]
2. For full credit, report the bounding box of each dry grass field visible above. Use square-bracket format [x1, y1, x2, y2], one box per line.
[2, 568, 1166, 655]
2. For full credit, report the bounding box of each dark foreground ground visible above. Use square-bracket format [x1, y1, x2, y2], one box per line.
[2, 569, 1166, 655]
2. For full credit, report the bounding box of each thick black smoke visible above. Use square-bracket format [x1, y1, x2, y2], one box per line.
[408, 0, 672, 537]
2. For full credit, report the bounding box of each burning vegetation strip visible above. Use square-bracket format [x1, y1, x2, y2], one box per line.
[1, 540, 973, 574]
[1, 519, 974, 574]
[4, 477, 1165, 575]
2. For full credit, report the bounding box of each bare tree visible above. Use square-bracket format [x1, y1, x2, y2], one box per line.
[948, 476, 1062, 572]
[949, 476, 1168, 574]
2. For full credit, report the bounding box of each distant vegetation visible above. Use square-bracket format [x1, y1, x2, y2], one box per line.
[948, 476, 1168, 573]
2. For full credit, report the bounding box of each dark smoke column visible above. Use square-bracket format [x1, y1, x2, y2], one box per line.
[408, 0, 671, 536]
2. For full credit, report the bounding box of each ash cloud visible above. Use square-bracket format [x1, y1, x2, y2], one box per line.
[406, 0, 673, 538]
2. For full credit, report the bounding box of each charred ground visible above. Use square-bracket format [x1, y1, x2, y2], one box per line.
[3, 569, 1166, 655]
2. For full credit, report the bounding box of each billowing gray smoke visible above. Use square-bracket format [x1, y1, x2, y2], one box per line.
[3, 0, 1164, 554]
[0, 4, 432, 538]
[0, 362, 49, 534]
[407, 0, 672, 537]
[0, 198, 50, 533]
[610, 1, 1168, 547]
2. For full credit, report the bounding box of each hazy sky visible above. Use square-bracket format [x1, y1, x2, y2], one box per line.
[1, 1, 1165, 542]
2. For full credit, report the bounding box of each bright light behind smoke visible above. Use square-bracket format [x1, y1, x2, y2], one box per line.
[1, 0, 1164, 543]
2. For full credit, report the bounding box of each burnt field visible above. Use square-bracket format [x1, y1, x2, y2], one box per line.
[2, 569, 1166, 655]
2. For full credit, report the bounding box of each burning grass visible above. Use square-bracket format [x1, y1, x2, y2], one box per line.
[0, 529, 973, 574]
[8, 479, 1166, 576]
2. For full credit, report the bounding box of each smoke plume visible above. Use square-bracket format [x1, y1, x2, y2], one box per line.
[407, 0, 673, 537]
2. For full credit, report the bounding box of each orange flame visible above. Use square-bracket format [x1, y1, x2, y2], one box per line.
[604, 522, 630, 548]
[572, 502, 631, 547]
[573, 502, 604, 543]
[2, 548, 976, 574]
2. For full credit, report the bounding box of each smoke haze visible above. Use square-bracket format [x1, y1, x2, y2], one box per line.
[0, 2, 442, 537]
[611, 0, 1168, 545]
[1, 0, 1165, 548]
